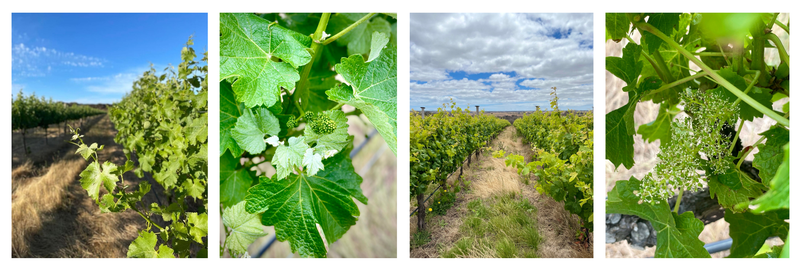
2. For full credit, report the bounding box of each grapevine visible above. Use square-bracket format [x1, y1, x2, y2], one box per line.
[493, 87, 594, 240]
[219, 13, 397, 258]
[72, 38, 208, 258]
[12, 91, 104, 154]
[410, 100, 510, 231]
[605, 13, 789, 258]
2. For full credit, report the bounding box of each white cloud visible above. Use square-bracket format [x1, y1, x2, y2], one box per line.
[12, 43, 105, 77]
[410, 13, 593, 110]
[70, 66, 154, 95]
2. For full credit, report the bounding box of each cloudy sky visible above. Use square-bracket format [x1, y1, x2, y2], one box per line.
[12, 13, 207, 104]
[411, 13, 593, 111]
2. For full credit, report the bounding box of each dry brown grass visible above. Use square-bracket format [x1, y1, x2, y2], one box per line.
[410, 126, 592, 258]
[471, 158, 522, 199]
[11, 161, 37, 192]
[12, 156, 86, 257]
[12, 114, 160, 258]
[604, 14, 789, 258]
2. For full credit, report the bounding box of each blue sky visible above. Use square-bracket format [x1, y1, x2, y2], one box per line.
[410, 13, 593, 111]
[12, 13, 208, 104]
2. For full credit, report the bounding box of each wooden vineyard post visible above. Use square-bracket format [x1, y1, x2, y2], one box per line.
[475, 106, 480, 157]
[22, 129, 28, 156]
[416, 107, 426, 231]
[44, 125, 48, 145]
[417, 191, 426, 231]
[459, 166, 463, 182]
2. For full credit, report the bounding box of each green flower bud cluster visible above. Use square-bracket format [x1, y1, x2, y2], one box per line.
[638, 90, 739, 204]
[304, 111, 336, 135]
[286, 115, 298, 129]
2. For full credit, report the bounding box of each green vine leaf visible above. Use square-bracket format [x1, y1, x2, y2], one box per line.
[606, 13, 630, 42]
[232, 107, 281, 155]
[79, 161, 119, 202]
[244, 149, 366, 257]
[752, 126, 789, 186]
[367, 32, 390, 62]
[606, 77, 661, 169]
[606, 42, 643, 87]
[75, 142, 99, 160]
[182, 178, 206, 201]
[139, 151, 156, 172]
[637, 103, 677, 147]
[708, 168, 764, 212]
[607, 177, 710, 258]
[153, 155, 181, 189]
[187, 113, 208, 146]
[328, 14, 391, 56]
[220, 81, 245, 156]
[222, 201, 267, 256]
[302, 149, 325, 176]
[751, 143, 790, 213]
[642, 13, 680, 54]
[606, 104, 635, 170]
[187, 212, 209, 245]
[220, 13, 312, 108]
[221, 151, 254, 208]
[273, 136, 310, 180]
[327, 43, 397, 154]
[726, 209, 789, 258]
[127, 231, 175, 258]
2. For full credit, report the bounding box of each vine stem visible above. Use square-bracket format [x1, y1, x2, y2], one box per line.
[130, 203, 163, 230]
[775, 20, 789, 34]
[644, 72, 708, 98]
[767, 13, 780, 29]
[729, 119, 745, 155]
[780, 234, 790, 258]
[321, 13, 376, 46]
[694, 52, 732, 57]
[737, 135, 767, 169]
[764, 33, 790, 68]
[331, 103, 344, 111]
[295, 13, 331, 113]
[282, 87, 304, 114]
[673, 188, 683, 213]
[732, 70, 760, 106]
[642, 51, 672, 83]
[635, 21, 790, 128]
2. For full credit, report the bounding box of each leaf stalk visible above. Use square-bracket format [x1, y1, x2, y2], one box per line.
[321, 13, 376, 46]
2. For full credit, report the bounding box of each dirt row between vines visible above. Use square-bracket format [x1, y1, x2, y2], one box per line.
[11, 114, 167, 258]
[410, 126, 592, 258]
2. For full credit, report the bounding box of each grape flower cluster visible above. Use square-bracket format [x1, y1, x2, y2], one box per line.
[638, 90, 739, 204]
[304, 111, 336, 135]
